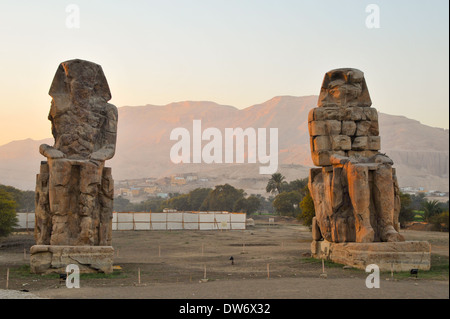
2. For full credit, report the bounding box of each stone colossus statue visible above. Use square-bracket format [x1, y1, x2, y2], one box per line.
[35, 59, 117, 246]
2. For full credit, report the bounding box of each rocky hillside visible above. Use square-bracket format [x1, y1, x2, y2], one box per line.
[0, 96, 448, 193]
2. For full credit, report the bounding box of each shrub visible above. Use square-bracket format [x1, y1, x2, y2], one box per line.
[0, 189, 18, 237]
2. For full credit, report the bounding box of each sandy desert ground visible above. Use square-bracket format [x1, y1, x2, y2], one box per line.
[0, 217, 448, 300]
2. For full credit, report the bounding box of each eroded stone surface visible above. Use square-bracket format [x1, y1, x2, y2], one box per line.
[30, 245, 114, 274]
[32, 60, 117, 275]
[32, 60, 116, 274]
[34, 59, 117, 247]
[308, 68, 403, 243]
[311, 240, 431, 271]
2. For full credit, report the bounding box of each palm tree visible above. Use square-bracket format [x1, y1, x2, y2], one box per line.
[266, 173, 287, 195]
[422, 200, 442, 222]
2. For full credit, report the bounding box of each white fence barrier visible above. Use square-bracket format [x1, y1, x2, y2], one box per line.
[14, 211, 247, 231]
[112, 211, 247, 231]
[15, 212, 35, 230]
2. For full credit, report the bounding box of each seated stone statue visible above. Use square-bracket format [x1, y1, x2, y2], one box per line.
[308, 68, 404, 243]
[35, 59, 117, 246]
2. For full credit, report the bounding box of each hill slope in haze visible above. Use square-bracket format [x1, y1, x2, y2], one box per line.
[0, 96, 448, 193]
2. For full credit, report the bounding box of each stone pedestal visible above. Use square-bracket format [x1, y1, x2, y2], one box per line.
[30, 245, 114, 274]
[311, 240, 431, 272]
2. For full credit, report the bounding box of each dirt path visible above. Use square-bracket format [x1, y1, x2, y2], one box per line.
[1, 220, 448, 299]
[33, 277, 448, 299]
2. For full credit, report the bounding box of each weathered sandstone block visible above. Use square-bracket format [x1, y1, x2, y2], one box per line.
[341, 121, 357, 135]
[331, 135, 351, 151]
[368, 136, 381, 150]
[30, 245, 114, 274]
[356, 121, 372, 136]
[352, 136, 369, 150]
[309, 121, 326, 136]
[313, 136, 331, 151]
[325, 120, 342, 135]
[311, 240, 431, 271]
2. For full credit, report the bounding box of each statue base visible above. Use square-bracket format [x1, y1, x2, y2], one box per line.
[30, 245, 114, 274]
[311, 240, 431, 272]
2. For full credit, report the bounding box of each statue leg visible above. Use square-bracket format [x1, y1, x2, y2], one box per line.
[78, 161, 104, 245]
[99, 167, 114, 246]
[346, 163, 374, 243]
[308, 168, 332, 241]
[392, 169, 401, 232]
[35, 162, 51, 245]
[373, 166, 404, 242]
[48, 159, 74, 245]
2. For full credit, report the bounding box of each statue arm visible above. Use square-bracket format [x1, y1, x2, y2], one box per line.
[372, 153, 394, 165]
[330, 154, 351, 165]
[39, 144, 65, 159]
[89, 104, 118, 162]
[90, 144, 116, 161]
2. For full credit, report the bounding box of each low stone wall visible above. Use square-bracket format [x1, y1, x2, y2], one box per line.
[311, 240, 431, 272]
[30, 245, 114, 274]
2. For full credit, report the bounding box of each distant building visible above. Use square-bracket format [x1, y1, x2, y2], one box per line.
[186, 175, 198, 182]
[120, 188, 131, 196]
[143, 186, 159, 194]
[130, 187, 141, 197]
[171, 175, 186, 186]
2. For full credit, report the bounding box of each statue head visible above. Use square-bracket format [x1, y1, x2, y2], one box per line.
[48, 59, 112, 116]
[318, 68, 371, 108]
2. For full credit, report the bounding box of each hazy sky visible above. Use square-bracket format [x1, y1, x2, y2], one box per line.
[0, 0, 448, 146]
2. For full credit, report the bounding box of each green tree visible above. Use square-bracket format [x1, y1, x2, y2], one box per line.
[160, 194, 189, 211]
[233, 195, 261, 215]
[398, 192, 415, 228]
[260, 195, 275, 214]
[244, 195, 261, 215]
[201, 184, 246, 212]
[158, 189, 212, 212]
[0, 189, 18, 237]
[284, 178, 308, 193]
[266, 173, 287, 195]
[410, 193, 426, 211]
[137, 198, 166, 212]
[0, 185, 35, 212]
[248, 194, 274, 215]
[168, 194, 191, 211]
[430, 211, 449, 232]
[272, 191, 302, 217]
[422, 199, 442, 222]
[188, 188, 212, 211]
[299, 187, 315, 226]
[439, 201, 449, 214]
[113, 196, 132, 212]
